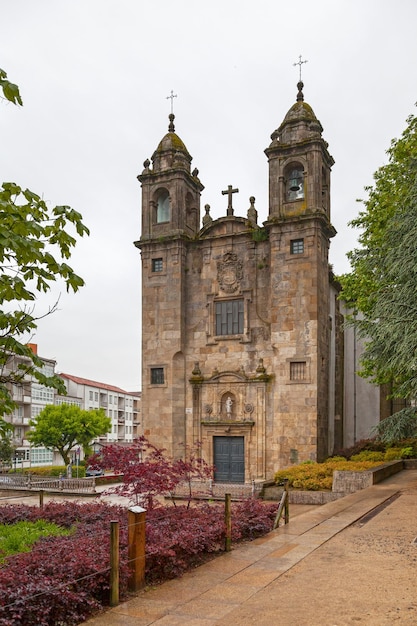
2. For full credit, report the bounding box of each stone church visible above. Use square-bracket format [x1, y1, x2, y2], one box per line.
[135, 81, 378, 484]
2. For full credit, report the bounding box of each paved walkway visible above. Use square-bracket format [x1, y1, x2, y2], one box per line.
[84, 470, 417, 625]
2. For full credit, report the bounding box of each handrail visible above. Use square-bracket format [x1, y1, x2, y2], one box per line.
[273, 478, 289, 529]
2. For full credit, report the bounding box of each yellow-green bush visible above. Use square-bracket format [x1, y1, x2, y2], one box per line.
[350, 451, 385, 462]
[383, 448, 403, 461]
[274, 459, 383, 491]
[400, 446, 415, 458]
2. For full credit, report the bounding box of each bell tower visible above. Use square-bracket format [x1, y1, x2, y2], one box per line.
[265, 79, 337, 462]
[138, 113, 204, 241]
[265, 80, 334, 221]
[135, 114, 204, 457]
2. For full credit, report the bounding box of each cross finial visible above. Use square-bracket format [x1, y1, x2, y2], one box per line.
[293, 55, 308, 81]
[166, 90, 177, 114]
[221, 185, 239, 216]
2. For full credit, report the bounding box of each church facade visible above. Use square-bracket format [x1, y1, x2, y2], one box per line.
[135, 82, 369, 483]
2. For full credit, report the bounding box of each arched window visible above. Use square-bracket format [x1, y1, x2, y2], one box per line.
[286, 165, 304, 201]
[157, 190, 170, 223]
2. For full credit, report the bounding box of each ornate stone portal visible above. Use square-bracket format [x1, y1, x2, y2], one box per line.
[190, 361, 270, 481]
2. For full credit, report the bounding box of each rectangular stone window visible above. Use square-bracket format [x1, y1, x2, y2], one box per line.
[152, 258, 163, 272]
[215, 299, 244, 336]
[150, 367, 164, 385]
[290, 361, 307, 381]
[290, 238, 304, 254]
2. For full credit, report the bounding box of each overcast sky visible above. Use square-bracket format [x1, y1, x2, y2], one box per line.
[1, 0, 416, 391]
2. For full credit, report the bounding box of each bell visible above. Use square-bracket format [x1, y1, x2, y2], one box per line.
[289, 177, 300, 192]
[289, 171, 301, 191]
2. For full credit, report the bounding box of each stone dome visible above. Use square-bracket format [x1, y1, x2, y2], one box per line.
[151, 114, 192, 172]
[268, 81, 323, 146]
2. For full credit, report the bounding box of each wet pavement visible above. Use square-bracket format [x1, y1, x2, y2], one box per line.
[79, 470, 417, 625]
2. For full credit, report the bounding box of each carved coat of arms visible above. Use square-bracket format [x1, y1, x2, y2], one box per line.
[217, 252, 243, 293]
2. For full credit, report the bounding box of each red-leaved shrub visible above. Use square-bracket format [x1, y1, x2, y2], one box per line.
[0, 502, 129, 626]
[0, 498, 278, 624]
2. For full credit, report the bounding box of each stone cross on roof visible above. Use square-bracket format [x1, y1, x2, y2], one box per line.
[166, 90, 177, 114]
[293, 55, 308, 81]
[221, 185, 239, 216]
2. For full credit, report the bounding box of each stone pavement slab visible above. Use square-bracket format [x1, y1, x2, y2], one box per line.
[83, 470, 417, 625]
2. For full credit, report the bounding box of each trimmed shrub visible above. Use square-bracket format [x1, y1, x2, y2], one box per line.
[274, 459, 383, 491]
[144, 499, 277, 584]
[0, 498, 279, 624]
[400, 446, 415, 459]
[0, 502, 129, 626]
[350, 451, 385, 462]
[383, 448, 403, 461]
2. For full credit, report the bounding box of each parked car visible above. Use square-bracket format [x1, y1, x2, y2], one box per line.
[85, 466, 104, 477]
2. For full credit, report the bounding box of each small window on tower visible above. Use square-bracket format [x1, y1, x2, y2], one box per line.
[152, 258, 163, 272]
[150, 367, 164, 385]
[157, 190, 170, 223]
[290, 239, 304, 255]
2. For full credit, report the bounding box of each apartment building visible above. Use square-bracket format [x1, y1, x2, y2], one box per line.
[58, 373, 141, 446]
[4, 344, 59, 467]
[3, 344, 141, 468]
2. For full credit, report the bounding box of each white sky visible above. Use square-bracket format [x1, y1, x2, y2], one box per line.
[1, 0, 416, 391]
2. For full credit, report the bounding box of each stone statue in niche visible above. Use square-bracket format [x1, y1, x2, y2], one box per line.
[225, 396, 233, 416]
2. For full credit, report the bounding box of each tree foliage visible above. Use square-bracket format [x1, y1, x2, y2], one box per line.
[338, 110, 417, 405]
[339, 112, 417, 314]
[0, 68, 22, 106]
[0, 69, 89, 417]
[94, 436, 214, 509]
[0, 432, 14, 467]
[27, 404, 111, 465]
[372, 407, 417, 445]
[0, 391, 14, 466]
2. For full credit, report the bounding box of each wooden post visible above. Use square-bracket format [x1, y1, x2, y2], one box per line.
[225, 493, 232, 552]
[39, 489, 44, 509]
[273, 481, 290, 530]
[110, 521, 119, 606]
[284, 478, 289, 524]
[128, 506, 146, 592]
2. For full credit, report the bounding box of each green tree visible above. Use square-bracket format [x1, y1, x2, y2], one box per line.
[0, 69, 89, 417]
[27, 404, 111, 465]
[0, 420, 14, 467]
[339, 110, 417, 438]
[339, 111, 417, 314]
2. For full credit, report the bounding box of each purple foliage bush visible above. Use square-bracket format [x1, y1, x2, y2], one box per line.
[231, 498, 277, 540]
[0, 498, 278, 625]
[145, 504, 225, 583]
[0, 502, 129, 626]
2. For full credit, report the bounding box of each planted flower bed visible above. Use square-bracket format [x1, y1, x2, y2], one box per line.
[273, 458, 385, 491]
[0, 498, 277, 626]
